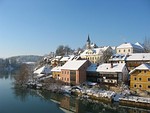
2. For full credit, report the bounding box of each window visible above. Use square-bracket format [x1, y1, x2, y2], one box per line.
[144, 70, 146, 73]
[134, 85, 136, 87]
[139, 85, 142, 88]
[134, 77, 137, 80]
[119, 50, 120, 52]
[148, 78, 150, 81]
[124, 50, 125, 52]
[62, 77, 63, 80]
[148, 86, 150, 88]
[70, 70, 76, 82]
[139, 78, 141, 81]
[128, 49, 130, 52]
[67, 78, 69, 81]
[139, 70, 141, 73]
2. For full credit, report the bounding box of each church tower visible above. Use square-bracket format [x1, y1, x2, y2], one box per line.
[86, 35, 91, 49]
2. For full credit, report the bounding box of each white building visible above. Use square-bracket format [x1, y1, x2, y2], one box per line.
[96, 63, 128, 86]
[116, 42, 145, 55]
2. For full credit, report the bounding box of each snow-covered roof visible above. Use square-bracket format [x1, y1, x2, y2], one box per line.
[61, 60, 87, 70]
[126, 53, 150, 61]
[96, 63, 126, 73]
[51, 66, 62, 72]
[110, 54, 126, 61]
[34, 65, 51, 74]
[111, 46, 116, 50]
[37, 74, 45, 77]
[55, 56, 62, 59]
[87, 64, 97, 72]
[68, 55, 75, 61]
[80, 46, 109, 56]
[134, 42, 144, 49]
[60, 56, 70, 61]
[117, 42, 144, 50]
[117, 43, 133, 49]
[129, 63, 150, 74]
[110, 53, 150, 62]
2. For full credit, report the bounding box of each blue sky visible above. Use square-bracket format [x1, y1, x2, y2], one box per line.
[0, 0, 150, 58]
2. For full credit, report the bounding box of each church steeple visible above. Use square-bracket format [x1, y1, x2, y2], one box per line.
[86, 34, 91, 49]
[87, 34, 90, 43]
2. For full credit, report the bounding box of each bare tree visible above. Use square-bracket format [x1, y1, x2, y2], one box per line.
[143, 37, 150, 53]
[14, 64, 30, 86]
[98, 49, 113, 63]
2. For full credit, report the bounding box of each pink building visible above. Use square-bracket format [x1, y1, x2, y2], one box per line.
[60, 60, 90, 85]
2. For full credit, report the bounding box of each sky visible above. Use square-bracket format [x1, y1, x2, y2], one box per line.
[0, 0, 150, 58]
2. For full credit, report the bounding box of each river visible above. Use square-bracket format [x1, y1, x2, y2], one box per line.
[0, 73, 150, 113]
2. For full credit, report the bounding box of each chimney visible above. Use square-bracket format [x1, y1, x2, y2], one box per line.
[111, 61, 113, 68]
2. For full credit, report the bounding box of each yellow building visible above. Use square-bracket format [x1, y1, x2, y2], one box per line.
[130, 63, 150, 91]
[80, 36, 112, 64]
[51, 66, 61, 79]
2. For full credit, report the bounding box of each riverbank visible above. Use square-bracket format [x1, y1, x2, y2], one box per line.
[25, 77, 150, 109]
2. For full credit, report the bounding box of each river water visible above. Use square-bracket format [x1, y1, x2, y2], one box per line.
[0, 73, 150, 113]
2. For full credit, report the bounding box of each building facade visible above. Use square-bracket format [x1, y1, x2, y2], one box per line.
[130, 64, 150, 91]
[60, 60, 90, 85]
[110, 53, 150, 71]
[51, 66, 61, 79]
[96, 63, 128, 86]
[80, 36, 112, 64]
[116, 42, 144, 55]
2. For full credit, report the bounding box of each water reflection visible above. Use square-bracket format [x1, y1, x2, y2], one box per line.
[0, 70, 17, 80]
[38, 91, 150, 113]
[1, 72, 150, 113]
[0, 74, 64, 113]
[12, 87, 38, 102]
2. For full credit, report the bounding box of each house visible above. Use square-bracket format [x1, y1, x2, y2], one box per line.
[51, 56, 62, 67]
[51, 66, 62, 79]
[60, 60, 90, 85]
[109, 53, 150, 71]
[59, 55, 81, 66]
[130, 63, 150, 91]
[60, 56, 70, 66]
[125, 53, 150, 71]
[96, 63, 128, 86]
[34, 65, 52, 78]
[80, 35, 113, 64]
[116, 42, 144, 55]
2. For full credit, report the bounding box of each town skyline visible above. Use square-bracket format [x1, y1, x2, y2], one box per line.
[0, 0, 150, 58]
